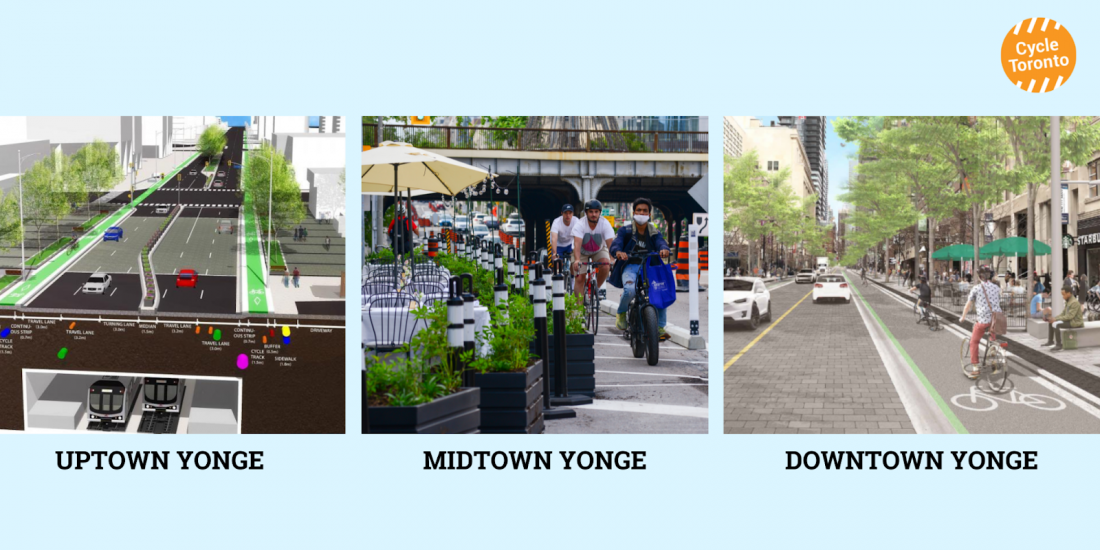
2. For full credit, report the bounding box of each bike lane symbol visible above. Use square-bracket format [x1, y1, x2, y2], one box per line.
[951, 386, 1066, 412]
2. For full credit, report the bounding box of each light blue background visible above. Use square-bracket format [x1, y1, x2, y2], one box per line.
[3, 0, 1100, 547]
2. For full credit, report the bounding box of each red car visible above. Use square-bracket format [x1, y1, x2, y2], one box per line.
[176, 269, 198, 288]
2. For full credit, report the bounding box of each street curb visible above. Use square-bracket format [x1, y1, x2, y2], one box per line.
[861, 270, 1100, 400]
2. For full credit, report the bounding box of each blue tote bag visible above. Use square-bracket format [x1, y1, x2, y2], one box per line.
[645, 255, 677, 309]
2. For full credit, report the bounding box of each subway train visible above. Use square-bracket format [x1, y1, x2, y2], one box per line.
[143, 377, 183, 414]
[88, 376, 139, 426]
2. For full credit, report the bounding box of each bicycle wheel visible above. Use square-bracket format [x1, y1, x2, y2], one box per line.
[587, 281, 599, 336]
[984, 342, 1009, 392]
[960, 337, 975, 378]
[642, 305, 659, 366]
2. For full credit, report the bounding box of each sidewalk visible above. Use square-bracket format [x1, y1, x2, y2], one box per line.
[268, 275, 344, 315]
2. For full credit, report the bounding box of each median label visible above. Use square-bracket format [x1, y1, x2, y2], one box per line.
[1001, 18, 1075, 93]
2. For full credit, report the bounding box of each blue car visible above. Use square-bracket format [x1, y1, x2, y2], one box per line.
[103, 226, 123, 242]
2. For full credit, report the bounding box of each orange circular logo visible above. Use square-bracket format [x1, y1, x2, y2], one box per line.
[1001, 18, 1075, 93]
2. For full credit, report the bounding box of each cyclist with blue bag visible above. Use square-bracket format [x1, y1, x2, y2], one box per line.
[609, 198, 671, 341]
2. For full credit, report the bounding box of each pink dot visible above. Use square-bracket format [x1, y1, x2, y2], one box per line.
[236, 354, 249, 370]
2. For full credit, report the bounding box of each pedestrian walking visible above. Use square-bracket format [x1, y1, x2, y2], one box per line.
[302, 227, 308, 241]
[293, 267, 300, 288]
[325, 236, 331, 250]
[283, 268, 290, 288]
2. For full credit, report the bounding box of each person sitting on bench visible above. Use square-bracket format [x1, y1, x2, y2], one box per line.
[1043, 282, 1084, 351]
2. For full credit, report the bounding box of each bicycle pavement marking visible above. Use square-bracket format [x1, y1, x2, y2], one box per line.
[723, 290, 812, 371]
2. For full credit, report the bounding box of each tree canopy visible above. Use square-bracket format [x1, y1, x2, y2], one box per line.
[243, 144, 306, 232]
[198, 125, 227, 159]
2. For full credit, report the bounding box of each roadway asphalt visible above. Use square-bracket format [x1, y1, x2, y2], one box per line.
[70, 215, 158, 275]
[26, 272, 141, 311]
[545, 279, 708, 434]
[723, 267, 1100, 434]
[154, 212, 237, 277]
[156, 274, 236, 314]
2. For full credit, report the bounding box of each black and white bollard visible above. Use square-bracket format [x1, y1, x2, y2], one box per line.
[550, 259, 592, 407]
[460, 273, 476, 388]
[534, 262, 573, 420]
[480, 239, 490, 271]
[447, 276, 467, 385]
[493, 243, 508, 311]
[526, 251, 538, 304]
[455, 233, 465, 260]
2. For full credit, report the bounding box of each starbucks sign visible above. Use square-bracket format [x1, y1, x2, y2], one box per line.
[1063, 233, 1076, 249]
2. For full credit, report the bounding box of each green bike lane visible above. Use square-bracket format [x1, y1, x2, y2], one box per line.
[240, 135, 270, 314]
[0, 152, 199, 307]
[848, 271, 1100, 434]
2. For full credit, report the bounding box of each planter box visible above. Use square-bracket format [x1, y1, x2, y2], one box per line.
[471, 359, 544, 434]
[530, 332, 596, 397]
[368, 387, 480, 434]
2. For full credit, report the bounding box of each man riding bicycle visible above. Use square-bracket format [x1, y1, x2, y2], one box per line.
[570, 200, 615, 298]
[609, 198, 670, 340]
[909, 276, 932, 324]
[960, 267, 1003, 379]
[550, 203, 581, 264]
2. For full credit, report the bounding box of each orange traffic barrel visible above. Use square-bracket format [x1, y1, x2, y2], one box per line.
[676, 234, 690, 290]
[428, 236, 439, 258]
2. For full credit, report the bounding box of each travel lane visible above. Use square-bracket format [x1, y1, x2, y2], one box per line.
[724, 276, 915, 434]
[854, 273, 1100, 434]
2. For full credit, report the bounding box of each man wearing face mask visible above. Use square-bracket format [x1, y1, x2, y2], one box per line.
[570, 200, 616, 298]
[609, 198, 671, 339]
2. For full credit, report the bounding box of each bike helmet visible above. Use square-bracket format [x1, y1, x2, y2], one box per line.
[561, 204, 574, 213]
[584, 199, 602, 212]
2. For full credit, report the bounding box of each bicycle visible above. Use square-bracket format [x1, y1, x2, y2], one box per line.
[960, 325, 1009, 392]
[67, 238, 80, 255]
[620, 250, 663, 366]
[576, 256, 607, 335]
[1086, 290, 1100, 313]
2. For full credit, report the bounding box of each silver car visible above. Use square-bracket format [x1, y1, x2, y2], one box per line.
[83, 273, 112, 294]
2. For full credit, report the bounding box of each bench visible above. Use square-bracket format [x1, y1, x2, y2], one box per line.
[1028, 319, 1100, 348]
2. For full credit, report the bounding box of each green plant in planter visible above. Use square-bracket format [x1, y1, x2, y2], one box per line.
[468, 293, 535, 374]
[547, 292, 586, 335]
[364, 300, 464, 407]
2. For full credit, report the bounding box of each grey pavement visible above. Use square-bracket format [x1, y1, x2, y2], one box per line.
[154, 213, 237, 276]
[70, 215, 158, 275]
[724, 270, 915, 434]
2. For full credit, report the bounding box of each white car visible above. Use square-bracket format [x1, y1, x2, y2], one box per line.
[795, 268, 817, 284]
[454, 215, 469, 231]
[155, 205, 169, 214]
[501, 213, 525, 235]
[83, 273, 112, 294]
[813, 274, 851, 304]
[724, 277, 771, 329]
[471, 224, 490, 239]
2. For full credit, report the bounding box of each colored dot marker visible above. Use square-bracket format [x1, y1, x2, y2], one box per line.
[213, 329, 222, 341]
[282, 336, 290, 345]
[262, 335, 267, 344]
[269, 329, 275, 338]
[195, 326, 201, 334]
[1, 328, 10, 338]
[281, 326, 290, 337]
[68, 322, 76, 330]
[236, 354, 249, 370]
[57, 348, 68, 359]
[208, 326, 214, 335]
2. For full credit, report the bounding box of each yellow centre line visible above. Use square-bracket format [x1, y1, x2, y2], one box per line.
[724, 290, 812, 370]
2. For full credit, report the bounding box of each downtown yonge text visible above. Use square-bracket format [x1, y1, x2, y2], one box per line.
[785, 450, 1038, 471]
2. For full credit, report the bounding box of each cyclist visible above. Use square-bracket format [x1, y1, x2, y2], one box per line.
[909, 276, 932, 324]
[860, 265, 867, 284]
[570, 200, 615, 298]
[550, 203, 581, 262]
[959, 267, 1003, 379]
[609, 198, 671, 340]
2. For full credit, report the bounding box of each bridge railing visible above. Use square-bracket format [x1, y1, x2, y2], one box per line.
[362, 125, 707, 154]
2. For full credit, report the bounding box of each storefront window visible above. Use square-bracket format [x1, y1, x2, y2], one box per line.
[1089, 158, 1100, 198]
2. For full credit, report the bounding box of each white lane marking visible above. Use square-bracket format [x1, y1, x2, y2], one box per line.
[127, 267, 132, 273]
[162, 289, 167, 298]
[72, 286, 81, 296]
[180, 252, 184, 258]
[209, 252, 212, 258]
[186, 207, 204, 244]
[597, 369, 708, 381]
[123, 238, 128, 243]
[110, 287, 117, 297]
[110, 250, 116, 257]
[574, 399, 708, 418]
[95, 266, 101, 273]
[594, 355, 707, 365]
[597, 383, 709, 388]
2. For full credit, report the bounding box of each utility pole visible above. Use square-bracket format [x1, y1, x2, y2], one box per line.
[1051, 115, 1064, 313]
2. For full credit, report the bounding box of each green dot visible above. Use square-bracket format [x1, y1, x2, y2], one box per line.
[213, 329, 222, 342]
[57, 348, 68, 359]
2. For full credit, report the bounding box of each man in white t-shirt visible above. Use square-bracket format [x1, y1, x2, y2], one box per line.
[550, 204, 581, 259]
[571, 199, 615, 297]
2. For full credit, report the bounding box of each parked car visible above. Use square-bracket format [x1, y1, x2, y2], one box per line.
[438, 216, 454, 227]
[724, 277, 771, 329]
[812, 274, 851, 304]
[795, 268, 817, 284]
[176, 269, 198, 288]
[82, 273, 112, 294]
[501, 213, 526, 235]
[103, 226, 123, 242]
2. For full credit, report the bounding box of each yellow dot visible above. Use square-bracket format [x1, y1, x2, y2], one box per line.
[281, 326, 290, 337]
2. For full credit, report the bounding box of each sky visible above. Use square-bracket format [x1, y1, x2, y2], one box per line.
[219, 116, 321, 127]
[755, 116, 853, 220]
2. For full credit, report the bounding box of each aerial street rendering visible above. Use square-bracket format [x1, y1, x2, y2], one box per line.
[0, 116, 346, 434]
[362, 116, 709, 434]
[724, 115, 1100, 434]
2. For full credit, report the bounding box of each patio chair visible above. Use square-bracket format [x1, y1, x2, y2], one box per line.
[365, 291, 421, 356]
[363, 281, 401, 298]
[405, 281, 447, 303]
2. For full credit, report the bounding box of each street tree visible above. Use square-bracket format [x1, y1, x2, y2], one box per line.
[725, 151, 811, 273]
[0, 190, 22, 253]
[243, 144, 306, 237]
[19, 150, 71, 253]
[198, 125, 227, 163]
[69, 139, 123, 216]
